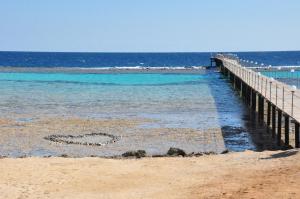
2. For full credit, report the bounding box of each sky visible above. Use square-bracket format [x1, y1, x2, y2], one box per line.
[0, 0, 299, 52]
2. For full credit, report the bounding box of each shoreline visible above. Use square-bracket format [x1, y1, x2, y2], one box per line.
[0, 149, 225, 159]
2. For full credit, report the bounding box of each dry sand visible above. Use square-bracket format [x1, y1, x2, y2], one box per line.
[1, 150, 300, 199]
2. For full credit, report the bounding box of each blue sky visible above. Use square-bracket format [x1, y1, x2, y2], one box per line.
[0, 0, 299, 52]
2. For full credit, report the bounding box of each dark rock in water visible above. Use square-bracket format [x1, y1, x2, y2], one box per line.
[167, 147, 186, 156]
[221, 126, 246, 136]
[122, 150, 146, 158]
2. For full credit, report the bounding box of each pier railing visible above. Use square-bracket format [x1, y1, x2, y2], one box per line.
[216, 54, 300, 122]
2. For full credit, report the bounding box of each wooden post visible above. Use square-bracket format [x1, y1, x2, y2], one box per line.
[257, 95, 261, 122]
[233, 75, 236, 89]
[246, 86, 250, 106]
[258, 95, 263, 124]
[240, 81, 243, 97]
[272, 105, 276, 138]
[252, 90, 256, 112]
[244, 83, 247, 100]
[295, 122, 300, 148]
[261, 97, 264, 123]
[243, 82, 246, 98]
[284, 115, 289, 146]
[277, 110, 282, 146]
[267, 101, 271, 128]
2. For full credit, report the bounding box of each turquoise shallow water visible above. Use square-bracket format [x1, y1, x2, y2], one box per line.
[0, 71, 241, 129]
[0, 70, 277, 154]
[0, 72, 203, 85]
[262, 70, 300, 79]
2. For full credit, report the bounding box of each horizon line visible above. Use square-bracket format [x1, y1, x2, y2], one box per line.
[0, 50, 300, 54]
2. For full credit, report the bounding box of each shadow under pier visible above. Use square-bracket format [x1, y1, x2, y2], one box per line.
[207, 69, 282, 152]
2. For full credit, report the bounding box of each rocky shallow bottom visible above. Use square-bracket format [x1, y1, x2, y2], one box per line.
[0, 114, 283, 158]
[0, 117, 228, 157]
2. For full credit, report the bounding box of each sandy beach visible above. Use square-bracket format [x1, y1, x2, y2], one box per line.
[1, 149, 299, 199]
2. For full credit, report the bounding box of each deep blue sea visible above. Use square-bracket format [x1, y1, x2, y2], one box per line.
[0, 51, 299, 68]
[0, 51, 298, 156]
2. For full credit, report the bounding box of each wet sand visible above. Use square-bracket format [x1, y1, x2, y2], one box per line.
[0, 117, 226, 157]
[0, 150, 299, 199]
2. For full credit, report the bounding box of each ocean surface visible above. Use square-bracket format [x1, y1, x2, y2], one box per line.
[0, 51, 299, 68]
[0, 51, 298, 156]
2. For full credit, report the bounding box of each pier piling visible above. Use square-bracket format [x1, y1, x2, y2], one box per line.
[272, 105, 276, 138]
[284, 115, 289, 146]
[252, 91, 256, 112]
[261, 96, 265, 123]
[296, 122, 300, 148]
[267, 101, 271, 129]
[277, 110, 282, 146]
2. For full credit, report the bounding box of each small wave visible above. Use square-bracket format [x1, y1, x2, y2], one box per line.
[77, 66, 206, 70]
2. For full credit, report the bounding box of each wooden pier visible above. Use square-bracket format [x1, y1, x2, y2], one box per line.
[214, 54, 300, 148]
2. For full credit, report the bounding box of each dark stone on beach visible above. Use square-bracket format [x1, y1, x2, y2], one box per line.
[122, 150, 146, 158]
[203, 152, 217, 155]
[167, 147, 186, 156]
[221, 149, 229, 154]
[193, 153, 204, 157]
[60, 154, 69, 158]
[151, 154, 165, 158]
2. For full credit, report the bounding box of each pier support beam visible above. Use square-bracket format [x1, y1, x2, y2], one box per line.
[251, 90, 256, 112]
[277, 110, 282, 146]
[240, 81, 243, 97]
[258, 95, 261, 123]
[245, 85, 249, 106]
[261, 97, 264, 123]
[295, 122, 300, 148]
[284, 115, 289, 146]
[258, 95, 264, 124]
[267, 101, 271, 130]
[244, 84, 249, 106]
[272, 105, 276, 138]
[233, 75, 236, 89]
[247, 86, 251, 107]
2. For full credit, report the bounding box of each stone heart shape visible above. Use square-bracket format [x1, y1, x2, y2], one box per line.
[44, 132, 120, 146]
